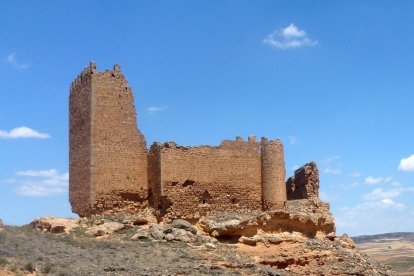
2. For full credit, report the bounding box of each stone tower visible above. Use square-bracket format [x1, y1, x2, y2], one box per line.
[260, 138, 287, 209]
[69, 62, 148, 217]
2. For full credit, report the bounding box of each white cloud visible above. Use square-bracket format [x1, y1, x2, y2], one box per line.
[321, 155, 342, 174]
[349, 172, 361, 178]
[322, 155, 340, 164]
[398, 154, 414, 172]
[263, 23, 318, 49]
[320, 191, 339, 201]
[364, 176, 393, 185]
[0, 126, 50, 139]
[362, 188, 402, 201]
[323, 167, 342, 175]
[391, 181, 402, 187]
[288, 135, 297, 145]
[365, 176, 382, 185]
[337, 182, 359, 190]
[13, 169, 68, 196]
[147, 105, 167, 114]
[336, 199, 410, 236]
[5, 53, 29, 69]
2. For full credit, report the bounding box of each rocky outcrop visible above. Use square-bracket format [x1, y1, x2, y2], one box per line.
[87, 221, 125, 237]
[238, 233, 394, 275]
[171, 219, 197, 234]
[27, 210, 395, 275]
[198, 199, 335, 238]
[129, 220, 209, 243]
[286, 161, 319, 200]
[31, 217, 79, 234]
[0, 218, 3, 228]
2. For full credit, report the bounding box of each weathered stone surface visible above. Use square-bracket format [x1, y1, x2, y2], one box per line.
[149, 224, 166, 240]
[199, 199, 335, 238]
[171, 219, 197, 234]
[239, 233, 395, 276]
[239, 236, 257, 246]
[131, 229, 152, 241]
[171, 228, 196, 243]
[165, 233, 174, 241]
[31, 217, 79, 234]
[339, 233, 356, 249]
[87, 222, 125, 237]
[286, 161, 319, 200]
[121, 211, 157, 227]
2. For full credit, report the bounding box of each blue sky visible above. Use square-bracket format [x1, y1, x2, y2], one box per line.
[1, 1, 413, 236]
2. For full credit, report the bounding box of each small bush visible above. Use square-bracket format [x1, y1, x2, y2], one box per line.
[42, 262, 53, 273]
[0, 257, 8, 266]
[24, 261, 35, 272]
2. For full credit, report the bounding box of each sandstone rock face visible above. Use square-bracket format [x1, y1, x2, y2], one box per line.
[286, 161, 319, 200]
[238, 234, 395, 276]
[130, 220, 201, 243]
[119, 210, 157, 227]
[339, 233, 356, 249]
[171, 219, 197, 234]
[25, 212, 393, 275]
[198, 199, 335, 238]
[31, 217, 79, 234]
[87, 222, 125, 237]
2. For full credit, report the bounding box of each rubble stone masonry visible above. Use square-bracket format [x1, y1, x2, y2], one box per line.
[70, 63, 148, 217]
[69, 63, 309, 218]
[286, 161, 319, 200]
[148, 138, 263, 218]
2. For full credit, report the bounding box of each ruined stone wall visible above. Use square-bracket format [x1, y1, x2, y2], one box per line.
[69, 63, 148, 216]
[286, 161, 319, 200]
[70, 62, 289, 218]
[148, 137, 263, 219]
[69, 66, 93, 215]
[89, 64, 148, 214]
[260, 138, 287, 209]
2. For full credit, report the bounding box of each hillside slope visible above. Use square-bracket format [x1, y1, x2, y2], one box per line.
[354, 232, 414, 276]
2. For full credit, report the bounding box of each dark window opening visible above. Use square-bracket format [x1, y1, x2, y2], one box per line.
[182, 180, 195, 187]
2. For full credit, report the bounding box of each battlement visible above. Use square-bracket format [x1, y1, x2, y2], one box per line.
[69, 63, 317, 218]
[70, 62, 131, 95]
[70, 61, 97, 93]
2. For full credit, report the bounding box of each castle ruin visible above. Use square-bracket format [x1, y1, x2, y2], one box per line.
[69, 63, 318, 218]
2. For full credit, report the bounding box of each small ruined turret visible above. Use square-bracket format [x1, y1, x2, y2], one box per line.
[286, 161, 319, 200]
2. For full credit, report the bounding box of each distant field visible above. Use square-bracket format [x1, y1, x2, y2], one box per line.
[354, 232, 414, 276]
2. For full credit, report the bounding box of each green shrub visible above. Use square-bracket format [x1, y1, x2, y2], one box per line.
[42, 262, 53, 273]
[24, 261, 35, 272]
[0, 257, 8, 266]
